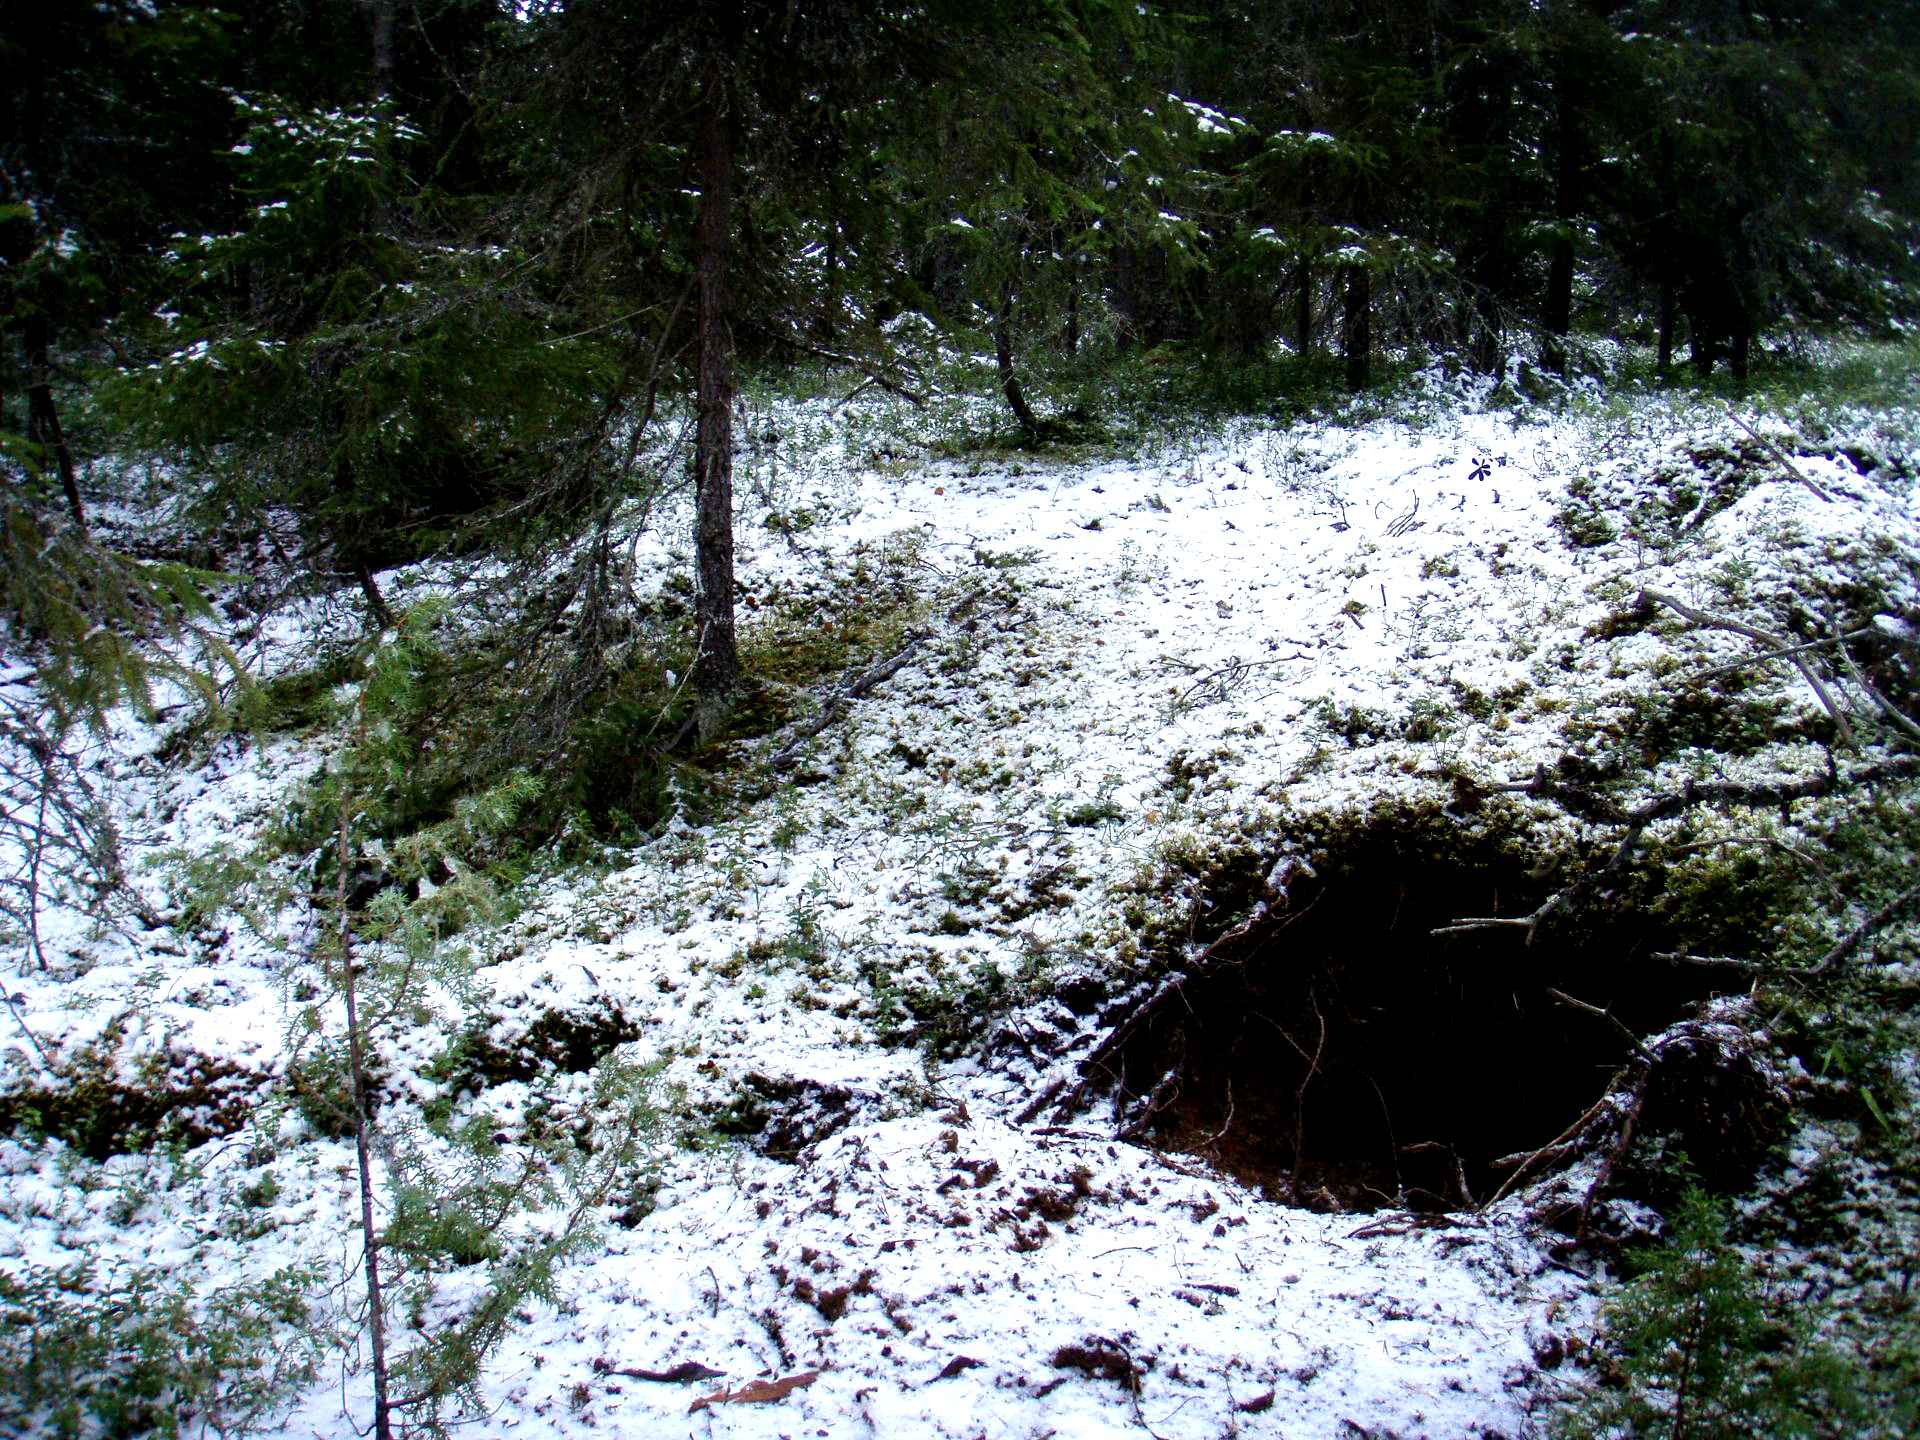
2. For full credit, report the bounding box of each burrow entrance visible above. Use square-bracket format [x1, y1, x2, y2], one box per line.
[1107, 826, 1728, 1213]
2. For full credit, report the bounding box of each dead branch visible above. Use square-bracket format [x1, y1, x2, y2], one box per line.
[1579, 1059, 1655, 1240]
[1686, 627, 1876, 687]
[768, 628, 933, 770]
[1806, 879, 1920, 977]
[1647, 951, 1769, 974]
[1481, 1092, 1615, 1211]
[1437, 755, 1920, 945]
[1024, 896, 1307, 1128]
[1643, 589, 1853, 745]
[786, 338, 928, 409]
[1172, 653, 1312, 711]
[1827, 619, 1920, 745]
[1544, 987, 1657, 1063]
[1723, 407, 1835, 503]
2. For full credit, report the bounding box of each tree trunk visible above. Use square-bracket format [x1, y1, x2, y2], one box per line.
[1657, 279, 1676, 381]
[1293, 257, 1312, 358]
[995, 280, 1041, 441]
[1656, 130, 1678, 383]
[691, 56, 739, 737]
[336, 803, 393, 1440]
[1541, 70, 1580, 377]
[23, 312, 87, 531]
[1342, 265, 1370, 392]
[366, 0, 395, 99]
[821, 218, 841, 343]
[1690, 315, 1716, 380]
[1064, 276, 1079, 357]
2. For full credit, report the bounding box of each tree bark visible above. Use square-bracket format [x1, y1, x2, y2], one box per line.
[23, 312, 87, 531]
[366, 0, 395, 100]
[691, 56, 739, 737]
[995, 280, 1041, 441]
[1656, 130, 1677, 382]
[1293, 256, 1312, 358]
[336, 802, 393, 1440]
[1657, 279, 1676, 381]
[1541, 68, 1580, 377]
[1342, 265, 1370, 392]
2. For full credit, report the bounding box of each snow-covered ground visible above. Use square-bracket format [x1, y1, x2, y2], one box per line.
[4, 364, 1917, 1438]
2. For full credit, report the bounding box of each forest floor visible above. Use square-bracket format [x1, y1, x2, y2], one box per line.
[5, 353, 1919, 1438]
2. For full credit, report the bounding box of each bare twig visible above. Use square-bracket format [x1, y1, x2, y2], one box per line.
[1481, 1092, 1615, 1211]
[1544, 987, 1657, 1063]
[1172, 653, 1312, 711]
[1686, 627, 1876, 687]
[1647, 951, 1768, 974]
[2, 985, 52, 1067]
[1724, 407, 1835, 502]
[1806, 879, 1920, 977]
[1828, 620, 1920, 744]
[1290, 990, 1320, 1198]
[768, 628, 934, 770]
[1580, 1060, 1656, 1240]
[1643, 589, 1853, 746]
[785, 337, 929, 408]
[1437, 755, 1920, 944]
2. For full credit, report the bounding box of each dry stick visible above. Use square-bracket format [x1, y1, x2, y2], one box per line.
[1174, 653, 1312, 710]
[1687, 627, 1877, 686]
[1806, 879, 1920, 977]
[768, 628, 933, 771]
[1724, 406, 1835, 502]
[336, 795, 393, 1440]
[1481, 1091, 1617, 1212]
[1033, 895, 1327, 1129]
[1647, 951, 1769, 973]
[1578, 1058, 1656, 1240]
[1827, 620, 1920, 744]
[1643, 589, 1854, 746]
[1437, 756, 1920, 942]
[786, 337, 929, 409]
[1288, 996, 1328, 1194]
[1544, 987, 1658, 1063]
[2, 986, 52, 1067]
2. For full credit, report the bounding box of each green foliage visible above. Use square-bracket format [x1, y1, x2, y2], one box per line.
[0, 1259, 325, 1440]
[1558, 1190, 1869, 1440]
[290, 606, 678, 1433]
[0, 483, 242, 732]
[106, 95, 620, 578]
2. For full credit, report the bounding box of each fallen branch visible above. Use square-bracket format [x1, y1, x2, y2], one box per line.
[1724, 407, 1835, 503]
[1438, 755, 1920, 945]
[768, 628, 933, 770]
[1545, 987, 1657, 1063]
[1806, 879, 1920, 977]
[1172, 652, 1312, 711]
[1686, 627, 1876, 687]
[1827, 619, 1920, 745]
[1027, 894, 1313, 1129]
[1643, 589, 1853, 746]
[788, 338, 928, 409]
[1579, 1059, 1656, 1241]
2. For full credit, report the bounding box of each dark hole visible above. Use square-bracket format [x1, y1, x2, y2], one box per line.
[1113, 839, 1716, 1212]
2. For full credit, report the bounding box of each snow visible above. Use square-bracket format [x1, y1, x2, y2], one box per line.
[4, 368, 1918, 1438]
